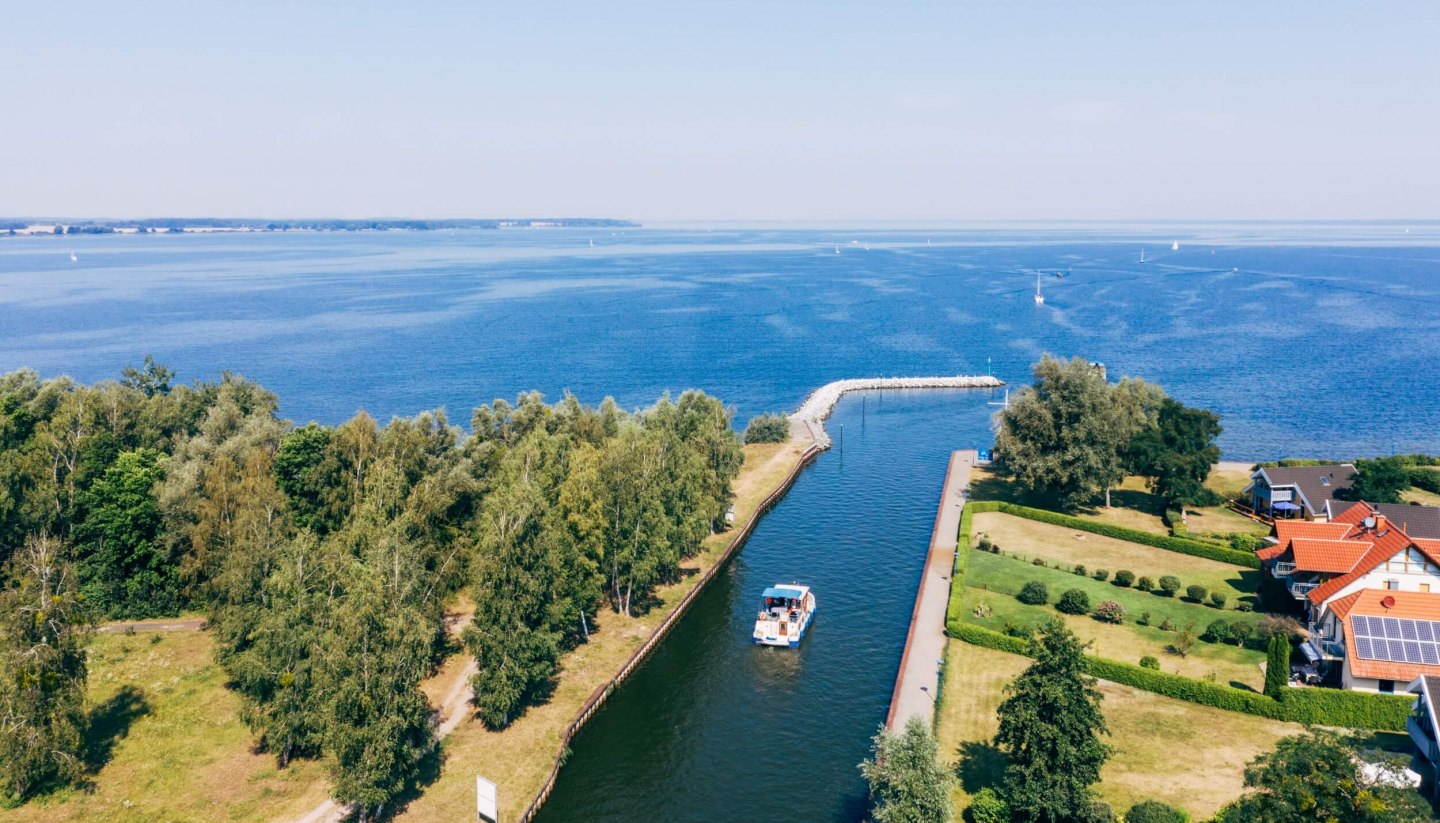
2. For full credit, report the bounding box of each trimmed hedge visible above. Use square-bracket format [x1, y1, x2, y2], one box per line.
[1411, 467, 1440, 495]
[946, 611, 1410, 730]
[990, 502, 1259, 567]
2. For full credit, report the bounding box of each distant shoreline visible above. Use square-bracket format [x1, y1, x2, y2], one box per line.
[0, 217, 638, 236]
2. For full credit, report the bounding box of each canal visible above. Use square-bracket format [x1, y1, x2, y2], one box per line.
[533, 389, 998, 822]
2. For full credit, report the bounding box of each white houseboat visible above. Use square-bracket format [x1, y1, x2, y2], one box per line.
[753, 584, 817, 647]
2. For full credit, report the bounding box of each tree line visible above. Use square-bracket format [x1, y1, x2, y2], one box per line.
[0, 360, 741, 818]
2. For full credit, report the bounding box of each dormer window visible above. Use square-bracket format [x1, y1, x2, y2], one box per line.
[1320, 477, 1330, 486]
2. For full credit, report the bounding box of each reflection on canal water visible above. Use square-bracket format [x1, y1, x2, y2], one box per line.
[533, 389, 997, 822]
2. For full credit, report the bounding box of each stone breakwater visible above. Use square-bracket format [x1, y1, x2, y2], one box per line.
[790, 376, 1004, 447]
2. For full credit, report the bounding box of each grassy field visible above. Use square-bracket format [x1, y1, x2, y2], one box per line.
[390, 438, 812, 822]
[936, 642, 1302, 819]
[971, 512, 1261, 602]
[7, 630, 331, 823]
[967, 463, 1269, 538]
[9, 438, 812, 823]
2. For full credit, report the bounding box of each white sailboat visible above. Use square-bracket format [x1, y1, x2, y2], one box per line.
[834, 245, 840, 254]
[1033, 272, 1045, 305]
[588, 238, 594, 247]
[69, 252, 78, 262]
[1171, 241, 1180, 251]
[1139, 249, 1146, 264]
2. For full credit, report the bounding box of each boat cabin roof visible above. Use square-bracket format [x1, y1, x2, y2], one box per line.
[762, 585, 809, 600]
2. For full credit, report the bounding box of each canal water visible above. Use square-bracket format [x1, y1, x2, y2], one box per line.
[534, 389, 997, 822]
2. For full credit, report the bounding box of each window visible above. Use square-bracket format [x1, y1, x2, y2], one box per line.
[1380, 679, 1395, 694]
[1424, 584, 1432, 594]
[1386, 580, 1400, 590]
[1383, 548, 1439, 574]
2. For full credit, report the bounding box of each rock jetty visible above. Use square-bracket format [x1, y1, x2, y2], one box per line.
[790, 375, 1004, 447]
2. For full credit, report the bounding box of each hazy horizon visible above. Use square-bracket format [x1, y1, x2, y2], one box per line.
[4, 2, 1437, 222]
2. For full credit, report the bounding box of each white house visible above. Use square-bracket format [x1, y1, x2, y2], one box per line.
[1260, 501, 1440, 692]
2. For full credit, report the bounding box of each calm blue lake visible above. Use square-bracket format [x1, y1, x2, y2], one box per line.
[4, 223, 1439, 459]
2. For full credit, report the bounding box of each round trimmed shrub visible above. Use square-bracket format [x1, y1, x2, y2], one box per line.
[1056, 588, 1091, 615]
[1113, 569, 1135, 587]
[1031, 557, 1045, 565]
[1073, 564, 1087, 577]
[1236, 600, 1254, 612]
[1092, 569, 1109, 582]
[1017, 581, 1050, 605]
[1203, 619, 1232, 643]
[743, 412, 790, 444]
[1210, 592, 1227, 609]
[1136, 576, 1153, 592]
[1094, 600, 1125, 624]
[968, 787, 1010, 823]
[1158, 575, 1181, 596]
[976, 536, 992, 551]
[1186, 584, 1208, 603]
[1139, 655, 1160, 670]
[1126, 800, 1189, 823]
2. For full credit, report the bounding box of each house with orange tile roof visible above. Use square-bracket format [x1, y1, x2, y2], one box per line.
[1261, 501, 1440, 692]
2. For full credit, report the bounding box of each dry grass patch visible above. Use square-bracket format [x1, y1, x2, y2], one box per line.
[7, 631, 331, 823]
[937, 643, 1300, 821]
[390, 438, 811, 823]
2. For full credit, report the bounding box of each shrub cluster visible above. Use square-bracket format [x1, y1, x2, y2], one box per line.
[1113, 569, 1135, 587]
[1158, 575, 1182, 596]
[741, 412, 791, 444]
[1092, 568, 1109, 582]
[1185, 584, 1208, 603]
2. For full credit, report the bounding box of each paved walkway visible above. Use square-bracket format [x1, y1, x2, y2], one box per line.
[886, 449, 974, 731]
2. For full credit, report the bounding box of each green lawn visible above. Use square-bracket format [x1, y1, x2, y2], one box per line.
[962, 551, 1268, 689]
[937, 643, 1302, 820]
[970, 512, 1261, 605]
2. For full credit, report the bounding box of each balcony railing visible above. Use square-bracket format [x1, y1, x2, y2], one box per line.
[1290, 580, 1319, 598]
[1274, 561, 1297, 577]
[1410, 715, 1439, 762]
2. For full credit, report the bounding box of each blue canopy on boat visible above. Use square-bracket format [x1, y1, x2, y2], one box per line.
[762, 587, 804, 600]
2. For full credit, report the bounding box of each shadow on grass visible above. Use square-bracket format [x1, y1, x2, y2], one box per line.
[84, 685, 151, 772]
[1229, 681, 1260, 693]
[955, 741, 1007, 794]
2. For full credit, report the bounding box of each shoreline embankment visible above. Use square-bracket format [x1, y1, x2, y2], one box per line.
[886, 449, 973, 732]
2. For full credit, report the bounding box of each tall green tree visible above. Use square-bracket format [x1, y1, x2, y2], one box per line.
[73, 448, 179, 617]
[993, 621, 1110, 823]
[1263, 635, 1289, 698]
[1127, 397, 1224, 508]
[994, 356, 1139, 510]
[859, 715, 955, 823]
[0, 535, 92, 800]
[1340, 457, 1412, 504]
[1217, 730, 1432, 823]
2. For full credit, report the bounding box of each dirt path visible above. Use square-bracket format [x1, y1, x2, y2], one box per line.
[287, 613, 478, 823]
[96, 618, 206, 633]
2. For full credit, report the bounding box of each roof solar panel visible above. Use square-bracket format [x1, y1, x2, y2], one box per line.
[1385, 617, 1403, 639]
[1420, 622, 1435, 643]
[1406, 641, 1423, 663]
[1403, 620, 1420, 641]
[1353, 615, 1370, 635]
[1355, 636, 1374, 658]
[1423, 644, 1439, 665]
[1390, 639, 1408, 660]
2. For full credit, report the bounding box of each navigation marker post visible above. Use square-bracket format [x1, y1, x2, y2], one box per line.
[477, 775, 498, 823]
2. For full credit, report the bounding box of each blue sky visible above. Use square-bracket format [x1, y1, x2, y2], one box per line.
[2, 1, 1436, 221]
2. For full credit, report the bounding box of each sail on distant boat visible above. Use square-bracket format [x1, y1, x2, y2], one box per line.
[1139, 249, 1146, 264]
[1171, 241, 1179, 251]
[589, 238, 594, 247]
[834, 245, 840, 254]
[69, 252, 77, 262]
[1033, 272, 1044, 305]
